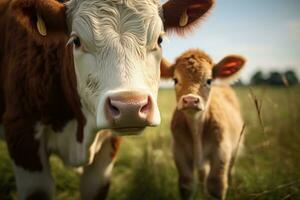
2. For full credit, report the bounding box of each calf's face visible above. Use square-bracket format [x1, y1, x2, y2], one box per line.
[12, 0, 214, 134]
[174, 54, 213, 114]
[161, 50, 245, 116]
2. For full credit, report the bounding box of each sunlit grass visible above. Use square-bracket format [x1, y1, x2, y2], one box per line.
[0, 86, 300, 200]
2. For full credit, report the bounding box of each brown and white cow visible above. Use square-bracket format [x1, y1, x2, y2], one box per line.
[0, 0, 214, 199]
[161, 49, 245, 200]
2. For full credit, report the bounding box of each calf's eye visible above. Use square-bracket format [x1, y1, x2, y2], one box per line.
[173, 78, 178, 85]
[206, 79, 212, 86]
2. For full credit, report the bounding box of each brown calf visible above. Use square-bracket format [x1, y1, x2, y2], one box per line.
[161, 49, 245, 200]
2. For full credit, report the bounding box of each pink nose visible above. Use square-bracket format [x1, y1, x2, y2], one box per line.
[105, 91, 153, 130]
[182, 95, 201, 110]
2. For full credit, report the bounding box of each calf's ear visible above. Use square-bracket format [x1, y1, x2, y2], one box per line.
[11, 0, 68, 43]
[213, 55, 246, 82]
[162, 0, 214, 34]
[160, 58, 175, 78]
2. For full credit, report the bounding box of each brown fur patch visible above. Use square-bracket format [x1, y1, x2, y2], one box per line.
[171, 110, 195, 170]
[11, 0, 68, 44]
[0, 0, 86, 171]
[0, 0, 9, 123]
[160, 58, 174, 78]
[27, 191, 50, 200]
[94, 183, 110, 200]
[4, 118, 43, 171]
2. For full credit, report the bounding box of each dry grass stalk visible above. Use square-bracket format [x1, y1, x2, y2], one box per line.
[248, 88, 265, 134]
[281, 74, 289, 87]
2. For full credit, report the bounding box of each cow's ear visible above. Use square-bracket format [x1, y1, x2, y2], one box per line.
[11, 0, 68, 43]
[162, 0, 214, 34]
[213, 55, 246, 82]
[161, 58, 175, 78]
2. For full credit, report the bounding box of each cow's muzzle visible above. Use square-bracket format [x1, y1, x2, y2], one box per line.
[104, 91, 158, 132]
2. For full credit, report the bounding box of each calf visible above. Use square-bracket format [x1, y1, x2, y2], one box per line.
[161, 49, 245, 200]
[0, 0, 215, 199]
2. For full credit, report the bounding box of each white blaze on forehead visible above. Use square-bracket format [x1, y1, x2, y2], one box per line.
[67, 0, 163, 54]
[67, 0, 163, 89]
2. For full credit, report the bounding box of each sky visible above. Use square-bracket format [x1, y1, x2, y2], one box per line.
[161, 0, 300, 83]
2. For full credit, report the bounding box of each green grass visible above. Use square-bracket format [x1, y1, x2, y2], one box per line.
[1, 86, 300, 200]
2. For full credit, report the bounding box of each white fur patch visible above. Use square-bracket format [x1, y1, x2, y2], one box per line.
[37, 119, 111, 167]
[13, 163, 55, 200]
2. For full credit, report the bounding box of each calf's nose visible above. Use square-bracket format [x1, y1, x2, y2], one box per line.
[181, 95, 202, 110]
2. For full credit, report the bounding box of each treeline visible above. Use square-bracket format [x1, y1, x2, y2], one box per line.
[250, 70, 298, 86]
[234, 69, 299, 86]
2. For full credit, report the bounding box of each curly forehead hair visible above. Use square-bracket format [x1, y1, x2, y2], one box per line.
[175, 49, 213, 66]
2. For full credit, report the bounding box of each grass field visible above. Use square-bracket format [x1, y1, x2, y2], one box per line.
[1, 86, 300, 200]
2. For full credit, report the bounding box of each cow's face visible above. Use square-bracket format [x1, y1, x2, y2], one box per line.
[66, 0, 163, 132]
[12, 0, 214, 134]
[161, 50, 246, 117]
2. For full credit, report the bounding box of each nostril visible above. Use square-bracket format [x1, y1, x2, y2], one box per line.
[195, 98, 200, 104]
[183, 98, 188, 104]
[140, 96, 151, 115]
[108, 98, 121, 118]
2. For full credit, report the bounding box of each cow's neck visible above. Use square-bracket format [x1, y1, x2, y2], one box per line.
[184, 111, 205, 134]
[51, 45, 102, 165]
[37, 42, 96, 166]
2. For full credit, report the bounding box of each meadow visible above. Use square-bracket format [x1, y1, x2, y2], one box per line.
[0, 86, 300, 200]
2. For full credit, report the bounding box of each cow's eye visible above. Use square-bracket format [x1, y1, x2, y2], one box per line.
[73, 37, 81, 49]
[157, 36, 163, 46]
[173, 78, 178, 85]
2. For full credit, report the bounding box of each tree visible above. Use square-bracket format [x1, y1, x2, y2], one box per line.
[284, 70, 298, 85]
[250, 71, 265, 85]
[267, 71, 283, 86]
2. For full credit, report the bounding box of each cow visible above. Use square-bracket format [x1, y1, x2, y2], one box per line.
[161, 49, 245, 200]
[0, 0, 215, 199]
